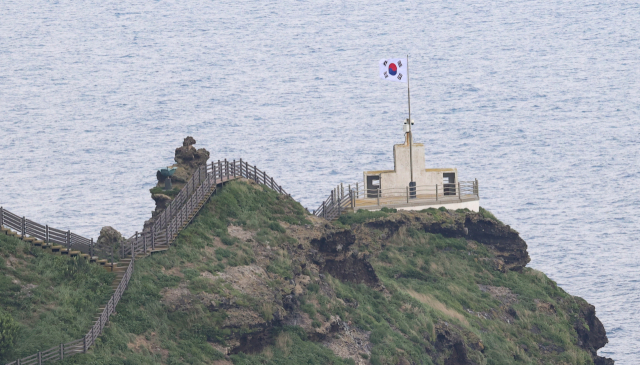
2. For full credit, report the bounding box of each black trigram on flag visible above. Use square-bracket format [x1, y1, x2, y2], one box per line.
[379, 58, 407, 83]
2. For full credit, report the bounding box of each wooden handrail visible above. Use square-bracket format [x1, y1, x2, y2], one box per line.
[3, 158, 289, 365]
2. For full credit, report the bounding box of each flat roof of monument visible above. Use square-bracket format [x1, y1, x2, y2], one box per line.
[364, 167, 458, 175]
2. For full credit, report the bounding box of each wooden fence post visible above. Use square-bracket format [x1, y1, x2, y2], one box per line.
[436, 185, 438, 201]
[83, 334, 87, 353]
[143, 231, 147, 255]
[458, 182, 461, 201]
[377, 188, 380, 206]
[254, 165, 257, 183]
[0, 207, 3, 228]
[151, 227, 155, 250]
[240, 158, 243, 177]
[350, 188, 354, 209]
[38, 351, 42, 365]
[406, 186, 409, 203]
[322, 201, 326, 219]
[60, 343, 64, 360]
[213, 161, 217, 184]
[225, 159, 228, 179]
[271, 177, 274, 190]
[21, 216, 25, 239]
[263, 171, 266, 185]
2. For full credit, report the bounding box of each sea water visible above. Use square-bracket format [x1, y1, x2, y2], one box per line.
[1, 0, 638, 362]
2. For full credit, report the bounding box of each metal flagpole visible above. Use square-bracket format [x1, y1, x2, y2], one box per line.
[407, 54, 415, 195]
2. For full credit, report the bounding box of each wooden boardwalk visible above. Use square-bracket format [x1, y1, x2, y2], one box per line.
[1, 159, 288, 365]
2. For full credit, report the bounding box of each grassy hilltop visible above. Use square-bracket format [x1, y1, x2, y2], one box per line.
[0, 234, 114, 362]
[1, 179, 613, 365]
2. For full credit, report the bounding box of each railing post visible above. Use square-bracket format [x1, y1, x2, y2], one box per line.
[151, 227, 155, 250]
[458, 182, 461, 201]
[21, 216, 25, 239]
[271, 177, 274, 190]
[60, 342, 64, 360]
[143, 231, 147, 255]
[406, 186, 409, 203]
[341, 183, 344, 198]
[45, 225, 49, 243]
[350, 188, 354, 209]
[254, 165, 257, 183]
[475, 178, 479, 196]
[90, 238, 94, 257]
[38, 351, 42, 365]
[356, 182, 359, 199]
[322, 201, 326, 219]
[232, 159, 236, 177]
[165, 227, 169, 246]
[225, 159, 228, 179]
[67, 230, 71, 250]
[263, 170, 266, 185]
[83, 333, 87, 353]
[0, 207, 3, 228]
[377, 188, 380, 206]
[436, 185, 438, 201]
[240, 158, 243, 177]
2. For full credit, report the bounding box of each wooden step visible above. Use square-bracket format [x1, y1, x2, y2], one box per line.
[69, 250, 81, 257]
[23, 237, 36, 243]
[60, 249, 70, 255]
[51, 245, 63, 252]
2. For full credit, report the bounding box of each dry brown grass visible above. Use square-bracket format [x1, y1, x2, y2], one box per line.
[275, 332, 293, 356]
[404, 289, 469, 326]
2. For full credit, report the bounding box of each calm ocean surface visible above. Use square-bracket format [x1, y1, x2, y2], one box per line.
[1, 0, 638, 362]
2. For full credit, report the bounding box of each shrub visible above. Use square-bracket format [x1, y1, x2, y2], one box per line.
[0, 312, 19, 359]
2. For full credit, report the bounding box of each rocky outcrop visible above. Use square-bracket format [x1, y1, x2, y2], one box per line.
[464, 215, 530, 271]
[96, 226, 125, 248]
[157, 136, 210, 185]
[148, 136, 211, 222]
[574, 298, 614, 365]
[364, 211, 530, 272]
[310, 231, 380, 286]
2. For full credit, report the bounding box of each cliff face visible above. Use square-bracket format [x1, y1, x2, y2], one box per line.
[72, 180, 613, 365]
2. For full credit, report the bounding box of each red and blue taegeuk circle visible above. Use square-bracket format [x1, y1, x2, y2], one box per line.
[388, 63, 398, 76]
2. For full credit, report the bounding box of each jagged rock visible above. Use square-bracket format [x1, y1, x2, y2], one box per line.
[151, 136, 210, 213]
[151, 194, 172, 211]
[174, 137, 209, 169]
[574, 298, 614, 365]
[183, 136, 196, 146]
[465, 215, 530, 271]
[97, 226, 124, 247]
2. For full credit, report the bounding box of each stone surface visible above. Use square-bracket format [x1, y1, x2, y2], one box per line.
[96, 226, 125, 247]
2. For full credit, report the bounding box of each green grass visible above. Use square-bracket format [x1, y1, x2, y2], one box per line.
[57, 180, 351, 365]
[479, 206, 504, 224]
[0, 233, 114, 363]
[326, 224, 593, 365]
[5, 180, 597, 365]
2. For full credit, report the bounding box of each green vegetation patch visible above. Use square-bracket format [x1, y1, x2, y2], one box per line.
[327, 224, 593, 365]
[0, 233, 114, 363]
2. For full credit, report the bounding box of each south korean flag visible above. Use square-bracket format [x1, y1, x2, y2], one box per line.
[379, 58, 407, 83]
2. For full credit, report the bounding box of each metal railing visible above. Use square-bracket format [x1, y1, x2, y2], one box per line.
[314, 180, 479, 221]
[2, 158, 287, 365]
